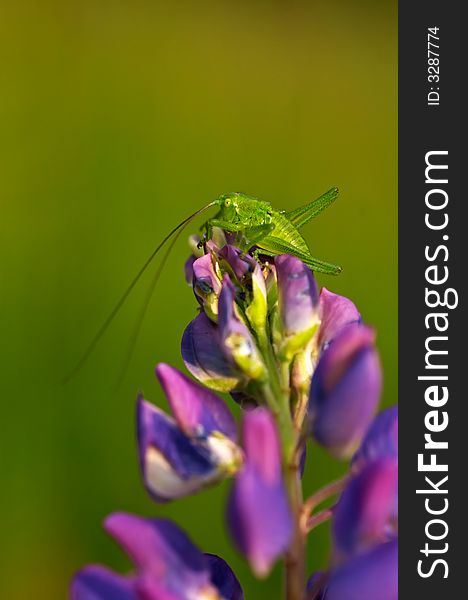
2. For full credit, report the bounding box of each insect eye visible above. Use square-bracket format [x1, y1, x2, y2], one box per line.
[224, 199, 231, 207]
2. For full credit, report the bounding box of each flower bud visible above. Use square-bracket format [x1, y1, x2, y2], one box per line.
[264, 263, 278, 311]
[309, 325, 382, 458]
[107, 513, 240, 600]
[353, 406, 398, 470]
[325, 540, 397, 600]
[218, 275, 266, 381]
[71, 514, 244, 600]
[227, 409, 292, 577]
[137, 397, 241, 502]
[137, 365, 242, 501]
[333, 458, 398, 559]
[275, 255, 320, 361]
[245, 262, 268, 334]
[71, 567, 135, 600]
[156, 363, 238, 441]
[291, 348, 315, 395]
[192, 253, 222, 322]
[317, 287, 361, 350]
[182, 312, 242, 392]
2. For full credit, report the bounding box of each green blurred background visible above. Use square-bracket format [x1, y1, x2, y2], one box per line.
[0, 1, 396, 597]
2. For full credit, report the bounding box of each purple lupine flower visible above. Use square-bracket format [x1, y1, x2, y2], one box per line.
[275, 254, 320, 360]
[192, 253, 222, 321]
[182, 312, 242, 392]
[218, 275, 266, 381]
[156, 363, 238, 441]
[227, 408, 293, 577]
[324, 540, 398, 600]
[332, 458, 398, 559]
[309, 324, 382, 458]
[137, 364, 242, 501]
[353, 406, 398, 469]
[74, 211, 399, 600]
[71, 513, 244, 600]
[316, 287, 361, 351]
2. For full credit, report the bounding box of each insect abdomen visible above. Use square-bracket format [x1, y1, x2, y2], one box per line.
[271, 211, 309, 253]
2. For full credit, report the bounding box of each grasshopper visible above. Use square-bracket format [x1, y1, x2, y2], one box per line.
[202, 187, 341, 275]
[64, 187, 341, 382]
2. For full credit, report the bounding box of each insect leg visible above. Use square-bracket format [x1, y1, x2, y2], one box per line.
[257, 236, 342, 275]
[206, 221, 274, 250]
[285, 187, 339, 229]
[243, 223, 275, 245]
[208, 219, 245, 232]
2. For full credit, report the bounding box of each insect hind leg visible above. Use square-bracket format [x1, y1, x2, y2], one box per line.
[257, 236, 342, 275]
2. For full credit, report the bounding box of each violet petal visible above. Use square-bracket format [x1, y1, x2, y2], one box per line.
[276, 254, 319, 332]
[218, 275, 266, 381]
[71, 566, 136, 600]
[325, 540, 398, 600]
[205, 554, 244, 600]
[192, 254, 221, 294]
[309, 325, 382, 458]
[275, 254, 320, 359]
[317, 288, 361, 350]
[155, 363, 237, 441]
[137, 397, 220, 501]
[227, 409, 292, 576]
[333, 458, 398, 558]
[104, 514, 211, 595]
[353, 406, 398, 469]
[181, 312, 241, 392]
[192, 253, 222, 320]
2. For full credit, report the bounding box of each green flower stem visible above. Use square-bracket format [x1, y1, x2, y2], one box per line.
[280, 360, 292, 405]
[305, 507, 334, 533]
[257, 329, 296, 461]
[257, 327, 307, 600]
[284, 461, 305, 600]
[301, 475, 350, 524]
[278, 357, 306, 600]
[293, 389, 309, 434]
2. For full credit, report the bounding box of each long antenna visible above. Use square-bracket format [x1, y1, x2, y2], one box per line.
[114, 225, 184, 390]
[62, 201, 217, 383]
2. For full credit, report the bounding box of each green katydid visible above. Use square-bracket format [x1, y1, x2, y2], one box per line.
[203, 187, 341, 275]
[63, 187, 341, 382]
